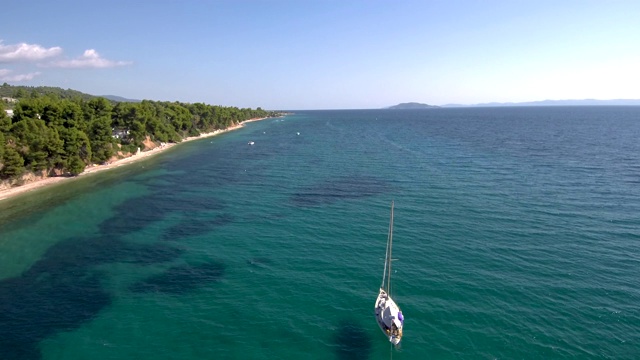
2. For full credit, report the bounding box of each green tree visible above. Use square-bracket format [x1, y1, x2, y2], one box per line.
[88, 115, 114, 164]
[9, 117, 63, 171]
[111, 102, 132, 129]
[41, 100, 64, 128]
[60, 100, 83, 129]
[0, 103, 10, 132]
[13, 88, 27, 99]
[44, 126, 65, 171]
[115, 103, 146, 146]
[60, 127, 91, 167]
[11, 98, 44, 124]
[67, 155, 86, 175]
[0, 132, 5, 161]
[83, 97, 112, 122]
[0, 146, 25, 179]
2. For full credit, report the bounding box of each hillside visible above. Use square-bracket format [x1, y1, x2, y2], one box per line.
[0, 83, 95, 102]
[100, 95, 141, 103]
[0, 83, 279, 185]
[1, 84, 142, 105]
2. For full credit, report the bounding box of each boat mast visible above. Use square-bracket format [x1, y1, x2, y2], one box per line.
[387, 201, 394, 294]
[381, 201, 394, 292]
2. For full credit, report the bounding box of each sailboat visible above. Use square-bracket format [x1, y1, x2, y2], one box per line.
[374, 201, 404, 345]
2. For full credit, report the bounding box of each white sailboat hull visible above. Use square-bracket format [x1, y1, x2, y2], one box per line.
[374, 288, 403, 345]
[374, 201, 404, 345]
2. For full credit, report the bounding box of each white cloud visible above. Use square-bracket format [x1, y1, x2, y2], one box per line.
[49, 49, 131, 69]
[0, 68, 41, 81]
[0, 41, 62, 62]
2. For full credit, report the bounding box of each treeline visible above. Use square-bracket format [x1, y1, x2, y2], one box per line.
[1, 83, 96, 102]
[0, 92, 277, 180]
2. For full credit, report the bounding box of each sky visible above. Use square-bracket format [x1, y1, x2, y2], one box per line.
[2, 0, 640, 110]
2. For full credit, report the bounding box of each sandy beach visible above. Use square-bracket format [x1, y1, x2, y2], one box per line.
[0, 118, 266, 201]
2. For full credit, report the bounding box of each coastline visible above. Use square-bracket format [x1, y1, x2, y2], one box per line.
[0, 117, 267, 202]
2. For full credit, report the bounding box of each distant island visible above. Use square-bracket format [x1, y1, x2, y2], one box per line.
[386, 102, 438, 109]
[443, 99, 640, 107]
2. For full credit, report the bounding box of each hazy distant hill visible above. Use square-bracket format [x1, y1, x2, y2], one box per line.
[387, 102, 438, 109]
[0, 84, 142, 103]
[100, 95, 141, 103]
[443, 99, 640, 107]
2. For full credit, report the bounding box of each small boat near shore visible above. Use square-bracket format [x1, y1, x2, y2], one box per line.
[374, 201, 404, 345]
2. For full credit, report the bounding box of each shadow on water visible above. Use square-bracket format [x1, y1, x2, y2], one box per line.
[134, 174, 228, 212]
[332, 319, 373, 360]
[163, 213, 234, 241]
[0, 236, 114, 360]
[0, 272, 109, 360]
[166, 194, 226, 213]
[99, 194, 172, 236]
[129, 261, 225, 294]
[27, 236, 184, 274]
[99, 191, 228, 238]
[0, 219, 189, 359]
[291, 175, 391, 207]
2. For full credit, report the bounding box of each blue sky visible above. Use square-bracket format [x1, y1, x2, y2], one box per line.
[2, 1, 639, 109]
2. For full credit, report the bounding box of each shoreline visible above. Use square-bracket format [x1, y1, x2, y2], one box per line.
[0, 117, 267, 202]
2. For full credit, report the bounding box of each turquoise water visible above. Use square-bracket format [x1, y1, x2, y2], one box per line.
[1, 107, 639, 359]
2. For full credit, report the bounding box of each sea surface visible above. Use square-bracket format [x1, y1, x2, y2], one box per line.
[1, 107, 639, 359]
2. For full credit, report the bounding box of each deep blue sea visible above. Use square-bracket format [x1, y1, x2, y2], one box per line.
[1, 107, 639, 359]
